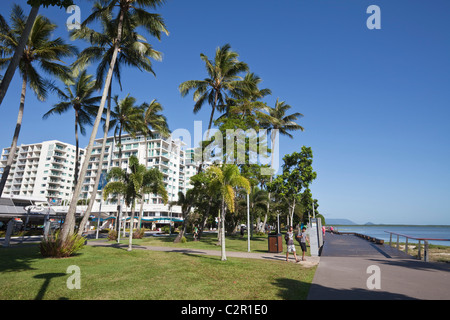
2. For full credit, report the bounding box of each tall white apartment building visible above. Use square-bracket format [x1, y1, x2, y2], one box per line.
[80, 133, 199, 222]
[0, 140, 85, 204]
[0, 135, 200, 227]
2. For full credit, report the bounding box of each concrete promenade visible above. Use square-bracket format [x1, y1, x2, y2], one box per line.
[307, 232, 450, 300]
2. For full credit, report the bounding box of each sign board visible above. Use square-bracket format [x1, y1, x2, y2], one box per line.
[308, 218, 322, 257]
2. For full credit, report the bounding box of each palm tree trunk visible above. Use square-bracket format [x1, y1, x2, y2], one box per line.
[217, 208, 221, 244]
[128, 202, 135, 251]
[139, 133, 150, 231]
[290, 198, 296, 227]
[74, 109, 80, 187]
[174, 206, 190, 243]
[137, 192, 144, 230]
[0, 74, 27, 197]
[123, 205, 127, 238]
[0, 5, 39, 108]
[77, 85, 112, 236]
[197, 197, 212, 240]
[60, 8, 126, 243]
[220, 198, 227, 261]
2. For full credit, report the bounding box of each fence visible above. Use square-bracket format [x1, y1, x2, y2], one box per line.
[385, 231, 450, 262]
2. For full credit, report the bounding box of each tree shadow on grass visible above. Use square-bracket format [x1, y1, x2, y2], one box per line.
[33, 272, 66, 300]
[0, 244, 42, 273]
[273, 278, 312, 300]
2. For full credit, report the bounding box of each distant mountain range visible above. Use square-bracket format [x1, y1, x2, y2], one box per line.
[325, 219, 375, 225]
[325, 219, 357, 225]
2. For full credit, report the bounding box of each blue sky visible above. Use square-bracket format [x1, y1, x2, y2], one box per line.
[0, 0, 449, 224]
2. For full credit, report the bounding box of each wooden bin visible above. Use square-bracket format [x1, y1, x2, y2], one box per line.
[268, 234, 283, 253]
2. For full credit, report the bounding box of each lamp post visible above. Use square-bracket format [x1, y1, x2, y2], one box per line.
[247, 193, 250, 252]
[277, 211, 280, 234]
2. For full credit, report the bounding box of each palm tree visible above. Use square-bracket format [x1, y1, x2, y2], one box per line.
[207, 164, 250, 261]
[220, 72, 271, 119]
[85, 94, 146, 235]
[71, 7, 162, 97]
[172, 189, 194, 243]
[60, 0, 168, 243]
[0, 5, 77, 198]
[109, 94, 147, 160]
[258, 98, 304, 233]
[141, 98, 170, 165]
[141, 99, 169, 138]
[0, 0, 75, 107]
[103, 155, 145, 251]
[0, 4, 38, 108]
[179, 44, 249, 170]
[71, 8, 164, 235]
[137, 167, 167, 231]
[42, 69, 101, 187]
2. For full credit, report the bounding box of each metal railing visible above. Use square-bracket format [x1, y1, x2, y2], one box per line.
[385, 231, 450, 262]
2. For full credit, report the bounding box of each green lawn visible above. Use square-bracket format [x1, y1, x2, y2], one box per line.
[125, 232, 311, 257]
[0, 234, 316, 300]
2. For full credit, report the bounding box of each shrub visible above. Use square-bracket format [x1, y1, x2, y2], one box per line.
[181, 236, 187, 243]
[107, 229, 118, 241]
[39, 231, 86, 258]
[133, 229, 145, 239]
[161, 225, 170, 234]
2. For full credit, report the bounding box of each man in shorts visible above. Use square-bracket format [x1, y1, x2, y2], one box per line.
[298, 227, 310, 261]
[285, 226, 299, 262]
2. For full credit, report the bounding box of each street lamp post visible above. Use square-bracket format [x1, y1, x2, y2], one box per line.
[247, 193, 250, 252]
[277, 212, 280, 234]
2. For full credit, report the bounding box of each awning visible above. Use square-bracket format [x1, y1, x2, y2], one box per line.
[125, 217, 183, 222]
[89, 215, 183, 223]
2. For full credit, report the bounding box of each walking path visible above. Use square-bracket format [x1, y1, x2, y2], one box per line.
[307, 232, 450, 300]
[87, 239, 320, 268]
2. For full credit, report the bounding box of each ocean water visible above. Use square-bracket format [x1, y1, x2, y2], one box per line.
[329, 225, 450, 246]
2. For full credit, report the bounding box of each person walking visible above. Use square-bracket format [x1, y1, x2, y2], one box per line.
[193, 224, 199, 241]
[298, 227, 310, 261]
[285, 226, 299, 263]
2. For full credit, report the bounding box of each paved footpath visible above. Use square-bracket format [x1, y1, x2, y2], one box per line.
[307, 232, 450, 300]
[87, 239, 320, 268]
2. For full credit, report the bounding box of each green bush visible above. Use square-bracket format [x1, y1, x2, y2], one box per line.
[107, 229, 118, 241]
[39, 231, 86, 258]
[181, 236, 187, 243]
[133, 229, 145, 239]
[161, 225, 170, 234]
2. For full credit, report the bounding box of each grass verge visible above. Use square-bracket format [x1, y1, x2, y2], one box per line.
[0, 242, 316, 300]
